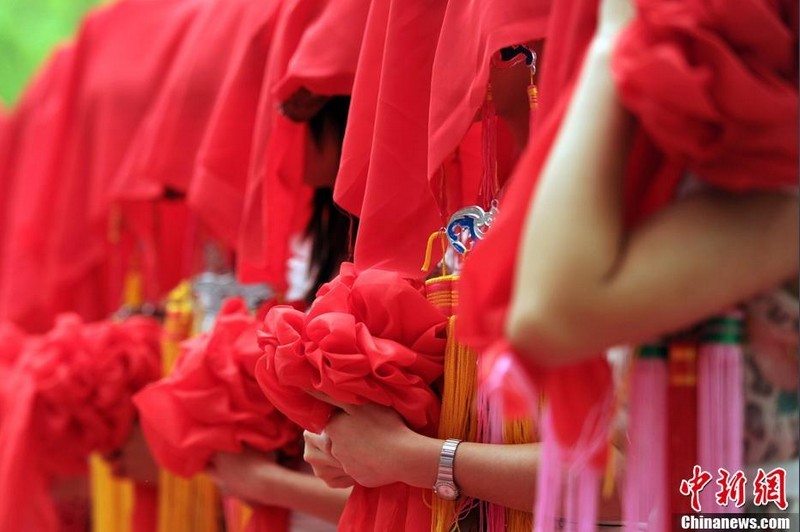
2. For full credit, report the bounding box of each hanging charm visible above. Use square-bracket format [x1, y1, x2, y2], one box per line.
[446, 200, 499, 255]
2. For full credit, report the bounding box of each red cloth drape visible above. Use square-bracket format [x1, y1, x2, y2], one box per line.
[0, 45, 83, 332]
[43, 0, 203, 323]
[238, 0, 369, 288]
[427, 0, 551, 179]
[256, 263, 448, 531]
[189, 8, 281, 251]
[333, 0, 448, 280]
[0, 315, 161, 532]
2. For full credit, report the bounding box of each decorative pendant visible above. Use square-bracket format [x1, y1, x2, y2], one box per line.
[446, 200, 499, 255]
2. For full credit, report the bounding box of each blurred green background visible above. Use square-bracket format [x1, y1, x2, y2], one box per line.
[0, 0, 105, 106]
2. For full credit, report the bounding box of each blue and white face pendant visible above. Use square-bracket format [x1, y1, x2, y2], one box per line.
[446, 200, 499, 255]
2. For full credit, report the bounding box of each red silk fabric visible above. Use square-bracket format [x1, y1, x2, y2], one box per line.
[0, 315, 161, 531]
[190, 8, 281, 251]
[135, 297, 301, 478]
[459, 0, 798, 452]
[333, 0, 449, 280]
[427, 0, 551, 178]
[239, 0, 369, 287]
[112, 0, 278, 201]
[256, 263, 447, 531]
[0, 45, 83, 332]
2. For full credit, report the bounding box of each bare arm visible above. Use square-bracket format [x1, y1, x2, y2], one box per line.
[209, 448, 351, 524]
[319, 403, 620, 518]
[507, 0, 799, 365]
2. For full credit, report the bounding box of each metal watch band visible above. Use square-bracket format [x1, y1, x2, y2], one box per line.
[433, 438, 462, 500]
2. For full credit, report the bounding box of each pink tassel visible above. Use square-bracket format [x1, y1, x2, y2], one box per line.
[534, 413, 562, 532]
[476, 385, 506, 531]
[578, 467, 601, 532]
[697, 313, 744, 514]
[624, 346, 668, 532]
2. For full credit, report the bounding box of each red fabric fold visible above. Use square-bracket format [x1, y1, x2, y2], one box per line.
[427, 0, 551, 178]
[189, 8, 281, 251]
[135, 297, 302, 479]
[0, 315, 161, 532]
[240, 0, 368, 287]
[613, 0, 798, 197]
[333, 0, 448, 280]
[256, 263, 447, 531]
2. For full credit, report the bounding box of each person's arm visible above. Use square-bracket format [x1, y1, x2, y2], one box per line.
[506, 0, 799, 365]
[321, 402, 621, 519]
[208, 448, 351, 524]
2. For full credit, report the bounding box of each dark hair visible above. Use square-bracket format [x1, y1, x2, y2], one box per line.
[304, 96, 358, 303]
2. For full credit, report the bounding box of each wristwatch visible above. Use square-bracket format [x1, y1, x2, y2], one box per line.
[433, 438, 462, 501]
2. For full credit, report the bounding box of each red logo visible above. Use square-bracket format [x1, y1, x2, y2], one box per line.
[715, 468, 747, 508]
[753, 467, 788, 510]
[680, 465, 713, 512]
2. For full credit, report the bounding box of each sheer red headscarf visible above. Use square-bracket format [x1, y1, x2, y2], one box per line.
[189, 7, 281, 251]
[333, 0, 449, 281]
[41, 0, 205, 323]
[427, 0, 551, 180]
[238, 0, 369, 288]
[0, 45, 83, 332]
[256, 263, 448, 531]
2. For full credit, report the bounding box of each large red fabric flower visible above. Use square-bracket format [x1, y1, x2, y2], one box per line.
[0, 314, 161, 532]
[255, 263, 447, 436]
[256, 263, 448, 532]
[135, 298, 302, 478]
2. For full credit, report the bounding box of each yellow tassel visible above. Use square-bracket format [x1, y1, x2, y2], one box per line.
[90, 454, 134, 532]
[91, 266, 144, 532]
[157, 281, 222, 532]
[502, 418, 535, 530]
[426, 276, 480, 532]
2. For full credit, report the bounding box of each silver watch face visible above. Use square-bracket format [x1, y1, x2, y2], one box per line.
[434, 482, 459, 501]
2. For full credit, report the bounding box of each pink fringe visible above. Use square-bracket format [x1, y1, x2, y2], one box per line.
[534, 416, 562, 532]
[476, 381, 507, 531]
[698, 341, 744, 513]
[624, 358, 668, 532]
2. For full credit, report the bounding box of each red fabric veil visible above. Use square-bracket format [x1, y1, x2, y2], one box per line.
[238, 0, 369, 288]
[256, 263, 448, 531]
[189, 6, 282, 251]
[41, 0, 204, 323]
[459, 0, 798, 453]
[112, 0, 278, 202]
[0, 44, 83, 332]
[0, 315, 161, 532]
[427, 0, 551, 179]
[333, 0, 448, 280]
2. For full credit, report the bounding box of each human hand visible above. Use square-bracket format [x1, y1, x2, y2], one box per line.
[105, 422, 159, 486]
[207, 448, 278, 506]
[325, 403, 423, 489]
[303, 431, 355, 489]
